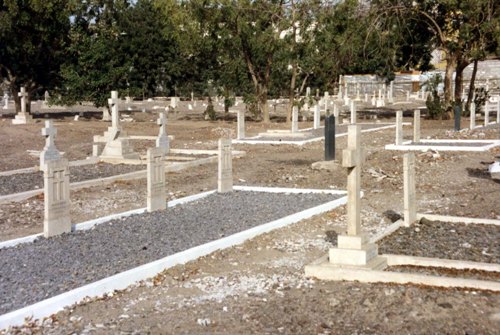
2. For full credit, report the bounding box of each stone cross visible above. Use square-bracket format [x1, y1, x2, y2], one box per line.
[147, 147, 166, 212]
[3, 93, 8, 109]
[323, 92, 330, 115]
[43, 158, 71, 237]
[18, 87, 28, 114]
[342, 125, 364, 236]
[291, 106, 299, 133]
[170, 97, 177, 109]
[40, 120, 61, 169]
[108, 91, 120, 130]
[156, 111, 169, 155]
[395, 110, 403, 145]
[333, 104, 340, 125]
[413, 110, 420, 143]
[403, 153, 416, 227]
[470, 102, 476, 129]
[237, 110, 245, 139]
[218, 138, 233, 193]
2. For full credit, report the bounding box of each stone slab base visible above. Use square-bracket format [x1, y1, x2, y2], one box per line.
[258, 131, 311, 138]
[311, 160, 342, 172]
[12, 113, 34, 125]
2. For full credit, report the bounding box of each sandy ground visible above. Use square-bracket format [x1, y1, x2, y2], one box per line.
[0, 104, 499, 334]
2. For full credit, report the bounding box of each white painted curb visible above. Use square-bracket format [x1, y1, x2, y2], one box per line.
[385, 139, 500, 152]
[0, 187, 346, 330]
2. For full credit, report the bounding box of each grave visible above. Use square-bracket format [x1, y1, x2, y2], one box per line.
[237, 110, 245, 140]
[3, 93, 8, 109]
[43, 157, 71, 238]
[40, 120, 62, 169]
[350, 101, 356, 124]
[313, 104, 321, 129]
[147, 147, 166, 212]
[218, 138, 233, 193]
[12, 87, 34, 125]
[156, 111, 170, 155]
[413, 110, 420, 143]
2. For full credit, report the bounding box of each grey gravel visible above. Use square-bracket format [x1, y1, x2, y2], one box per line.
[379, 218, 500, 264]
[0, 163, 145, 195]
[0, 190, 341, 314]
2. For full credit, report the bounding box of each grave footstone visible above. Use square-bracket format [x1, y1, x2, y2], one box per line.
[156, 111, 169, 155]
[329, 125, 386, 269]
[324, 115, 335, 161]
[403, 152, 416, 227]
[237, 110, 245, 139]
[43, 158, 71, 237]
[40, 120, 61, 169]
[12, 87, 34, 124]
[413, 110, 420, 143]
[291, 106, 299, 133]
[218, 138, 233, 193]
[147, 147, 166, 212]
[395, 110, 403, 145]
[470, 102, 476, 129]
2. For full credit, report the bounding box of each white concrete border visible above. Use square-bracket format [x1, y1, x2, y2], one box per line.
[385, 139, 500, 152]
[416, 213, 500, 226]
[234, 123, 401, 146]
[384, 254, 500, 272]
[0, 187, 347, 330]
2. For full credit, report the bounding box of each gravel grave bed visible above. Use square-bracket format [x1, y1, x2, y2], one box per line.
[0, 190, 341, 315]
[249, 123, 392, 142]
[387, 265, 500, 282]
[379, 218, 500, 264]
[0, 163, 146, 196]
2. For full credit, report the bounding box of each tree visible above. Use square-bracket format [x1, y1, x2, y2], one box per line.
[0, 0, 71, 112]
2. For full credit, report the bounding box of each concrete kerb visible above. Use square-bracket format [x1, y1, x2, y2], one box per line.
[0, 186, 347, 330]
[385, 139, 500, 152]
[416, 213, 500, 226]
[0, 150, 246, 205]
[384, 254, 500, 272]
[0, 157, 99, 177]
[233, 123, 405, 146]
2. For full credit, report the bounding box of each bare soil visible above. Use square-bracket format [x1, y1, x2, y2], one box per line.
[0, 108, 499, 334]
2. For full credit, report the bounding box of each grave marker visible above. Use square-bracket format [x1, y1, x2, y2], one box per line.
[2, 93, 8, 109]
[12, 86, 34, 124]
[218, 138, 233, 193]
[40, 120, 61, 169]
[470, 102, 476, 129]
[313, 104, 321, 129]
[43, 158, 71, 237]
[395, 110, 403, 145]
[403, 153, 416, 227]
[350, 100, 356, 124]
[324, 115, 335, 161]
[291, 106, 299, 133]
[156, 111, 169, 155]
[147, 148, 166, 212]
[237, 110, 245, 139]
[413, 110, 420, 143]
[484, 101, 490, 126]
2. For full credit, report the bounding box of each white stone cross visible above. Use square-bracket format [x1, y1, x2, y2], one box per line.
[3, 93, 9, 109]
[42, 120, 57, 148]
[156, 111, 169, 154]
[108, 91, 120, 130]
[395, 110, 403, 145]
[40, 120, 61, 169]
[18, 87, 28, 114]
[342, 125, 364, 236]
[237, 110, 245, 139]
[313, 104, 321, 129]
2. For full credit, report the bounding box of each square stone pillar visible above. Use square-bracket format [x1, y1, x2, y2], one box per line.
[395, 110, 403, 145]
[350, 101, 356, 124]
[237, 110, 245, 139]
[403, 153, 416, 227]
[485, 101, 490, 126]
[413, 110, 420, 143]
[43, 159, 71, 237]
[147, 148, 166, 212]
[291, 106, 299, 133]
[313, 105, 321, 129]
[218, 138, 233, 193]
[470, 102, 476, 129]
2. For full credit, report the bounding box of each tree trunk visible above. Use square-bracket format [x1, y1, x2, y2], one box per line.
[260, 86, 270, 123]
[444, 53, 457, 104]
[466, 59, 479, 112]
[454, 59, 468, 103]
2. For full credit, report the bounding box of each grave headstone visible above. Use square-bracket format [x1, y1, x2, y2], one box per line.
[170, 97, 177, 109]
[40, 120, 61, 169]
[237, 110, 245, 139]
[403, 152, 416, 227]
[291, 106, 299, 133]
[333, 104, 340, 125]
[313, 104, 321, 129]
[484, 101, 490, 126]
[156, 111, 169, 155]
[43, 158, 71, 237]
[324, 115, 335, 161]
[218, 138, 233, 193]
[328, 125, 385, 269]
[395, 110, 403, 145]
[3, 93, 8, 109]
[470, 102, 476, 129]
[147, 147, 166, 212]
[413, 110, 420, 143]
[12, 86, 34, 124]
[350, 100, 356, 124]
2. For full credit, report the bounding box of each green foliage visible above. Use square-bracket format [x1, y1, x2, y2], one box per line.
[204, 100, 216, 121]
[473, 87, 490, 109]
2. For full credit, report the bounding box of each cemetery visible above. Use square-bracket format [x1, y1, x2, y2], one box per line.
[1, 0, 500, 333]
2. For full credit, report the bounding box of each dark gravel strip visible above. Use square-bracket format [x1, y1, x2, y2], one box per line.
[0, 163, 145, 196]
[379, 218, 500, 264]
[0, 191, 341, 314]
[387, 265, 500, 282]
